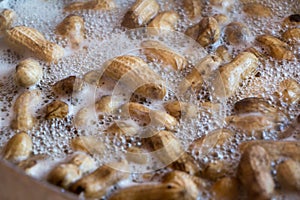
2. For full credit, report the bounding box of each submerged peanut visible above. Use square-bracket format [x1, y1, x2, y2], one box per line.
[276, 79, 300, 104]
[14, 58, 43, 87]
[224, 22, 251, 45]
[68, 153, 96, 174]
[277, 159, 300, 191]
[64, 0, 116, 11]
[105, 120, 140, 137]
[6, 26, 64, 62]
[103, 55, 166, 100]
[0, 9, 16, 33]
[213, 14, 229, 26]
[3, 132, 32, 163]
[126, 147, 149, 164]
[141, 40, 187, 71]
[283, 14, 300, 26]
[211, 177, 239, 200]
[147, 11, 179, 34]
[52, 76, 84, 96]
[209, 0, 235, 11]
[234, 97, 278, 114]
[70, 160, 129, 198]
[215, 45, 232, 63]
[45, 100, 69, 119]
[238, 145, 275, 199]
[243, 3, 272, 17]
[256, 34, 294, 60]
[282, 28, 300, 45]
[122, 0, 160, 28]
[18, 155, 47, 176]
[11, 90, 41, 131]
[214, 52, 258, 98]
[95, 95, 120, 114]
[163, 101, 198, 121]
[168, 153, 200, 176]
[56, 15, 85, 49]
[71, 136, 105, 156]
[183, 0, 202, 21]
[202, 160, 233, 181]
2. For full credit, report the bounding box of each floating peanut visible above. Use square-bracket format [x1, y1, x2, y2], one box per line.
[147, 11, 179, 34]
[243, 3, 272, 18]
[238, 145, 275, 199]
[45, 100, 69, 120]
[179, 55, 221, 93]
[256, 34, 294, 60]
[183, 0, 202, 21]
[5, 26, 64, 62]
[279, 114, 300, 139]
[3, 132, 32, 163]
[121, 102, 178, 130]
[215, 45, 232, 63]
[83, 70, 103, 86]
[70, 160, 129, 199]
[103, 55, 166, 100]
[56, 15, 85, 49]
[282, 28, 300, 45]
[168, 153, 200, 176]
[234, 97, 278, 114]
[52, 76, 84, 96]
[201, 160, 233, 181]
[95, 95, 121, 114]
[189, 129, 234, 157]
[209, 0, 235, 11]
[18, 155, 47, 177]
[14, 58, 43, 87]
[71, 136, 105, 156]
[214, 52, 258, 98]
[276, 79, 300, 104]
[213, 14, 229, 26]
[283, 14, 300, 26]
[211, 177, 239, 200]
[163, 101, 198, 121]
[186, 17, 220, 47]
[122, 0, 160, 28]
[11, 90, 41, 131]
[105, 120, 140, 137]
[239, 141, 300, 162]
[244, 47, 265, 60]
[277, 159, 300, 191]
[141, 40, 187, 71]
[64, 0, 116, 11]
[0, 9, 16, 33]
[69, 153, 96, 174]
[224, 22, 251, 45]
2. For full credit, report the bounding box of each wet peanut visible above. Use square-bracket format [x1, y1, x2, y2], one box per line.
[3, 132, 32, 163]
[215, 52, 258, 98]
[0, 9, 16, 33]
[45, 100, 69, 119]
[122, 0, 160, 28]
[201, 160, 233, 181]
[83, 70, 103, 86]
[238, 145, 275, 199]
[14, 58, 43, 87]
[243, 3, 272, 18]
[56, 15, 85, 49]
[283, 14, 300, 27]
[64, 0, 116, 11]
[163, 101, 197, 121]
[279, 114, 300, 139]
[277, 79, 300, 104]
[126, 147, 149, 164]
[256, 34, 294, 60]
[282, 28, 300, 45]
[71, 136, 105, 156]
[48, 163, 82, 189]
[211, 177, 239, 200]
[105, 120, 140, 137]
[179, 55, 221, 93]
[183, 0, 202, 21]
[121, 102, 178, 130]
[168, 153, 200, 176]
[103, 55, 166, 100]
[68, 153, 96, 174]
[213, 14, 229, 26]
[11, 90, 41, 131]
[209, 0, 235, 11]
[215, 45, 232, 63]
[5, 26, 64, 62]
[147, 11, 179, 34]
[70, 160, 129, 198]
[189, 129, 234, 157]
[186, 17, 220, 47]
[234, 97, 278, 114]
[18, 155, 47, 177]
[95, 95, 120, 114]
[52, 76, 84, 96]
[277, 159, 300, 191]
[224, 22, 251, 45]
[141, 40, 187, 71]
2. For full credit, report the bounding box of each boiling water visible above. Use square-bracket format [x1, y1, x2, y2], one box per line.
[0, 0, 299, 199]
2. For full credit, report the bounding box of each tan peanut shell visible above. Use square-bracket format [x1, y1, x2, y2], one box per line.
[0, 9, 15, 33]
[211, 177, 239, 200]
[183, 0, 202, 21]
[71, 136, 105, 156]
[64, 0, 116, 11]
[163, 101, 198, 121]
[52, 76, 84, 96]
[6, 26, 64, 62]
[122, 0, 160, 28]
[147, 11, 179, 34]
[105, 120, 140, 137]
[277, 159, 300, 191]
[141, 40, 187, 71]
[224, 22, 251, 45]
[45, 100, 69, 119]
[167, 153, 200, 176]
[201, 159, 233, 181]
[3, 132, 32, 163]
[282, 28, 300, 45]
[213, 14, 229, 26]
[234, 97, 277, 115]
[68, 153, 96, 174]
[215, 45, 232, 63]
[196, 17, 220, 47]
[243, 3, 272, 17]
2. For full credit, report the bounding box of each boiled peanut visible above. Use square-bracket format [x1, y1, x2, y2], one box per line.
[147, 11, 179, 34]
[95, 95, 121, 114]
[64, 0, 116, 11]
[209, 0, 235, 11]
[196, 17, 221, 47]
[282, 28, 300, 45]
[283, 14, 300, 26]
[211, 177, 239, 200]
[215, 45, 232, 63]
[18, 155, 47, 176]
[168, 153, 200, 176]
[14, 58, 43, 87]
[234, 97, 278, 114]
[122, 0, 160, 28]
[243, 3, 272, 18]
[105, 120, 140, 137]
[0, 9, 15, 33]
[45, 100, 69, 119]
[183, 0, 202, 21]
[71, 136, 105, 156]
[277, 159, 300, 191]
[52, 76, 84, 96]
[3, 132, 32, 163]
[224, 22, 251, 45]
[163, 101, 197, 121]
[201, 160, 233, 181]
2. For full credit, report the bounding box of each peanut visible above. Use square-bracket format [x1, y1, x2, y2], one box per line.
[256, 34, 295, 60]
[234, 97, 278, 114]
[11, 90, 41, 131]
[71, 136, 105, 156]
[277, 159, 300, 191]
[95, 95, 121, 114]
[163, 101, 198, 121]
[168, 153, 200, 176]
[5, 26, 64, 62]
[224, 22, 251, 45]
[126, 147, 149, 164]
[68, 153, 96, 174]
[283, 14, 300, 27]
[3, 132, 32, 163]
[14, 58, 43, 87]
[52, 76, 84, 96]
[0, 9, 15, 33]
[70, 160, 129, 198]
[45, 100, 69, 120]
[201, 160, 233, 181]
[122, 0, 160, 28]
[147, 11, 179, 34]
[282, 28, 300, 45]
[243, 3, 272, 18]
[211, 177, 239, 200]
[183, 0, 202, 21]
[238, 145, 275, 199]
[209, 0, 235, 11]
[213, 14, 229, 26]
[105, 120, 140, 137]
[279, 114, 300, 139]
[64, 0, 116, 11]
[18, 155, 47, 176]
[56, 15, 85, 49]
[215, 45, 232, 63]
[103, 55, 166, 100]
